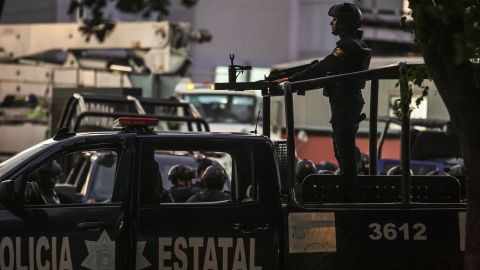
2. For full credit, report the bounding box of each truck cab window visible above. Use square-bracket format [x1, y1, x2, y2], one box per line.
[139, 147, 255, 205]
[22, 149, 120, 205]
[184, 94, 256, 124]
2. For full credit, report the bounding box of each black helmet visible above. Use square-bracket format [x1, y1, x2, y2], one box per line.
[168, 165, 194, 185]
[196, 158, 214, 177]
[318, 169, 335, 175]
[295, 159, 317, 184]
[202, 165, 226, 190]
[36, 161, 63, 190]
[328, 3, 362, 34]
[426, 170, 448, 176]
[386, 165, 414, 176]
[449, 165, 464, 178]
[37, 161, 62, 180]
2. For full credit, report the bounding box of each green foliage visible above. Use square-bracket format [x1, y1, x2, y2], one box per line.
[68, 0, 199, 42]
[404, 0, 480, 63]
[393, 64, 431, 120]
[395, 0, 480, 120]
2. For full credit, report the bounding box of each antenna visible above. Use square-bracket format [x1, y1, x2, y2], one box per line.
[250, 110, 261, 135]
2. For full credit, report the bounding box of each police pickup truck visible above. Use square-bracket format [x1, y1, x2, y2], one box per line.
[0, 65, 466, 270]
[0, 117, 277, 270]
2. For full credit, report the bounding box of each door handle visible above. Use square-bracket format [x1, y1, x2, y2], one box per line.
[233, 223, 271, 234]
[77, 221, 113, 230]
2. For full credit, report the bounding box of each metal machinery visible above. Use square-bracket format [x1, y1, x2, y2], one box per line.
[0, 21, 199, 99]
[0, 21, 206, 158]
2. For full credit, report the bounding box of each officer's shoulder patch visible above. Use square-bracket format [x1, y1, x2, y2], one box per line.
[332, 48, 344, 58]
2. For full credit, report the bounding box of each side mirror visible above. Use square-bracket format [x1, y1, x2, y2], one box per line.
[0, 180, 16, 208]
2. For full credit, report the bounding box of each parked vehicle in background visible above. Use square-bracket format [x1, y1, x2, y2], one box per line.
[0, 94, 49, 162]
[175, 81, 262, 133]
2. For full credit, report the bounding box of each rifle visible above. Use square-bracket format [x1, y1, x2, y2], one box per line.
[214, 54, 293, 96]
[265, 60, 319, 81]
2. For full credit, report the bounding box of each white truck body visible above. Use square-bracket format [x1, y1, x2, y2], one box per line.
[0, 21, 195, 159]
[175, 83, 262, 133]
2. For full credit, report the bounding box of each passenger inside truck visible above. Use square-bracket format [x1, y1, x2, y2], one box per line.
[16, 143, 255, 206]
[25, 161, 64, 204]
[139, 146, 254, 205]
[186, 165, 230, 202]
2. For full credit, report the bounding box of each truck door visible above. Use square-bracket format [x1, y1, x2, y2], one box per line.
[0, 137, 134, 269]
[285, 174, 465, 270]
[135, 136, 281, 270]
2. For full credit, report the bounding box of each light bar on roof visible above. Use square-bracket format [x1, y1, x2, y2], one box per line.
[113, 117, 159, 128]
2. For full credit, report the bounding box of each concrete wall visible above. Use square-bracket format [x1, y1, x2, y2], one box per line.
[189, 0, 291, 81]
[189, 0, 339, 81]
[1, 0, 58, 23]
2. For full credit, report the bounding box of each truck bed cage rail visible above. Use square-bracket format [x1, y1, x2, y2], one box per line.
[58, 93, 198, 133]
[283, 63, 424, 206]
[215, 62, 459, 206]
[302, 175, 461, 204]
[73, 111, 210, 132]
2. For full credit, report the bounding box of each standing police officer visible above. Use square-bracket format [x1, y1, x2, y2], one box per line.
[274, 3, 371, 199]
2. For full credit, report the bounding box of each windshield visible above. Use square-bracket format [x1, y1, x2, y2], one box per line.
[184, 94, 257, 124]
[0, 139, 56, 179]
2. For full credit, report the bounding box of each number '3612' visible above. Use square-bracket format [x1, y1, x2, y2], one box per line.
[368, 223, 428, 241]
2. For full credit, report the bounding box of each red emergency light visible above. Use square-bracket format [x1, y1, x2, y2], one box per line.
[113, 117, 159, 129]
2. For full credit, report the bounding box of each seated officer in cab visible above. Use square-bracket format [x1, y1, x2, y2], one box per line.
[187, 165, 230, 203]
[168, 164, 196, 202]
[190, 158, 214, 194]
[28, 161, 63, 204]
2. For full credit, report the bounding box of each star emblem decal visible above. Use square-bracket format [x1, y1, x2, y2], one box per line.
[81, 230, 151, 270]
[82, 230, 115, 270]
